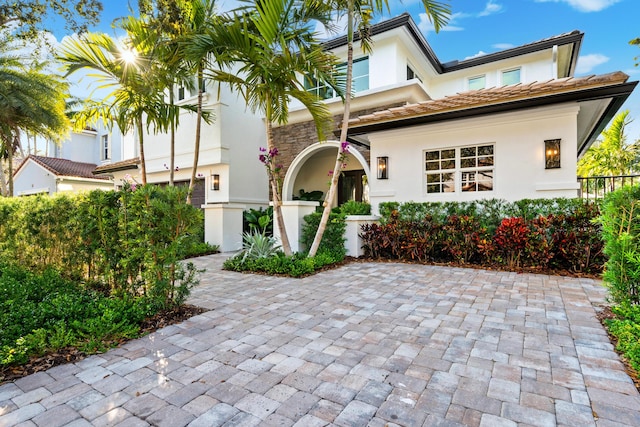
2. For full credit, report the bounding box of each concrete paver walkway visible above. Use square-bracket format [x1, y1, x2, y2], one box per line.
[1, 254, 640, 426]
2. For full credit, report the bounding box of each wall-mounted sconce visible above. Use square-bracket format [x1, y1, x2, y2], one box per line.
[545, 139, 561, 169]
[377, 156, 388, 179]
[211, 173, 220, 191]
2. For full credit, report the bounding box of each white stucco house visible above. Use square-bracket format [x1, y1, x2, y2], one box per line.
[13, 155, 112, 196]
[12, 125, 122, 196]
[50, 13, 636, 253]
[275, 13, 636, 225]
[92, 76, 269, 251]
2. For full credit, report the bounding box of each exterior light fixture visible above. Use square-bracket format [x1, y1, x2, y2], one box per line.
[211, 173, 220, 191]
[544, 139, 561, 169]
[377, 156, 388, 179]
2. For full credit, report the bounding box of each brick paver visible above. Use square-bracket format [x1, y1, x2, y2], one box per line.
[1, 254, 640, 426]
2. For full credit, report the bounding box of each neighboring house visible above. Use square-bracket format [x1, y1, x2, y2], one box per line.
[275, 13, 637, 219]
[13, 155, 112, 196]
[12, 125, 123, 196]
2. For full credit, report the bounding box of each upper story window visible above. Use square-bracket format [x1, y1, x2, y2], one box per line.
[407, 65, 422, 83]
[468, 75, 486, 90]
[501, 68, 521, 86]
[178, 87, 185, 101]
[425, 144, 494, 194]
[101, 134, 111, 161]
[304, 56, 369, 100]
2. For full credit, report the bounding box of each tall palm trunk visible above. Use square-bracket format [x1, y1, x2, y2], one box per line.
[266, 119, 292, 256]
[137, 116, 147, 184]
[187, 65, 204, 204]
[0, 159, 8, 196]
[308, 3, 355, 257]
[169, 88, 176, 186]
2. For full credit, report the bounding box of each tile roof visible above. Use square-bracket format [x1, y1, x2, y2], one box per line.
[348, 72, 631, 129]
[93, 157, 141, 174]
[18, 155, 109, 180]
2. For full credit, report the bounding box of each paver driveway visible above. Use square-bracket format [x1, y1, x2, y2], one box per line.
[1, 254, 640, 427]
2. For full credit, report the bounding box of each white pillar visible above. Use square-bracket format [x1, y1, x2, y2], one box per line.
[203, 203, 246, 252]
[344, 215, 380, 257]
[274, 201, 319, 253]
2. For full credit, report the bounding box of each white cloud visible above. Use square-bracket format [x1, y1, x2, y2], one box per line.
[493, 43, 515, 49]
[479, 1, 503, 16]
[576, 53, 610, 74]
[534, 0, 621, 12]
[419, 11, 466, 33]
[464, 51, 488, 60]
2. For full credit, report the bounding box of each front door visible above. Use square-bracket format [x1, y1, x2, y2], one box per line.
[338, 170, 367, 205]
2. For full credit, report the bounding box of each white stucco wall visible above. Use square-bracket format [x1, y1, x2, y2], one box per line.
[13, 162, 56, 195]
[367, 103, 581, 213]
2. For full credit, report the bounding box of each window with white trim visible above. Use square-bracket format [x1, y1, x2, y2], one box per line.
[101, 134, 111, 161]
[501, 68, 521, 85]
[468, 75, 486, 90]
[425, 144, 494, 194]
[304, 56, 369, 99]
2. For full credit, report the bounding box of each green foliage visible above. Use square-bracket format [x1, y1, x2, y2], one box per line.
[223, 249, 342, 277]
[340, 200, 371, 216]
[294, 189, 324, 202]
[365, 198, 602, 273]
[0, 186, 203, 309]
[244, 206, 273, 235]
[0, 264, 155, 367]
[606, 304, 640, 371]
[600, 185, 640, 304]
[239, 230, 282, 262]
[300, 211, 346, 257]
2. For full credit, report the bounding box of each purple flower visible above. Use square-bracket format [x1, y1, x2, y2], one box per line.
[340, 141, 350, 152]
[175, 166, 179, 171]
[130, 183, 137, 191]
[259, 147, 267, 152]
[269, 147, 279, 157]
[258, 154, 266, 163]
[328, 170, 334, 176]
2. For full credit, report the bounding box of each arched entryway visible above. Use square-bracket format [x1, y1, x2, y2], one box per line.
[282, 141, 371, 206]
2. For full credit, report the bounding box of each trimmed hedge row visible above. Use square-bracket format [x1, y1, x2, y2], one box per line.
[0, 185, 203, 308]
[363, 198, 604, 273]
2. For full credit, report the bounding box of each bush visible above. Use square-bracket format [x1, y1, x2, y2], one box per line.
[223, 249, 342, 277]
[600, 185, 640, 305]
[366, 198, 603, 274]
[0, 185, 203, 308]
[0, 264, 153, 367]
[300, 211, 346, 257]
[243, 206, 273, 235]
[606, 304, 640, 371]
[340, 200, 371, 216]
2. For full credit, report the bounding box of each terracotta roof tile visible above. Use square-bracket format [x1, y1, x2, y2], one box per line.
[21, 156, 109, 180]
[348, 72, 630, 128]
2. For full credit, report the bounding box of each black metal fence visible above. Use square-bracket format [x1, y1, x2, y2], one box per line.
[578, 174, 640, 201]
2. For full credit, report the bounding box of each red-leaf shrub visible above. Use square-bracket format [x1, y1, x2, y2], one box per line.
[442, 215, 487, 263]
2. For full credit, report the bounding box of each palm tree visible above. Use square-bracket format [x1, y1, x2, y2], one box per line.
[307, 0, 451, 257]
[189, 0, 340, 255]
[175, 0, 219, 204]
[119, 11, 197, 187]
[578, 110, 640, 177]
[0, 36, 69, 196]
[58, 32, 167, 185]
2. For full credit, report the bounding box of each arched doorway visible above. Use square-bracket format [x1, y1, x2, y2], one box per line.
[282, 141, 371, 206]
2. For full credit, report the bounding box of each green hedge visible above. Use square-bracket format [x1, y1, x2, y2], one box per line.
[0, 264, 153, 367]
[0, 185, 203, 308]
[366, 198, 604, 273]
[601, 185, 640, 305]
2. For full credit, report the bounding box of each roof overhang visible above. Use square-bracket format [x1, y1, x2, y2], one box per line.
[93, 158, 141, 175]
[347, 79, 637, 157]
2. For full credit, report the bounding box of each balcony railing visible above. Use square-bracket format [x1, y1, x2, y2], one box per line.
[578, 174, 640, 201]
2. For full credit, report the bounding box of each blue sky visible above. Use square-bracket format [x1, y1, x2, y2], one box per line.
[72, 0, 640, 140]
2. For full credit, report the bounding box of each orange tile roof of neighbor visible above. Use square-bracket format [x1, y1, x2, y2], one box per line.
[18, 155, 109, 180]
[348, 72, 631, 129]
[93, 157, 141, 174]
